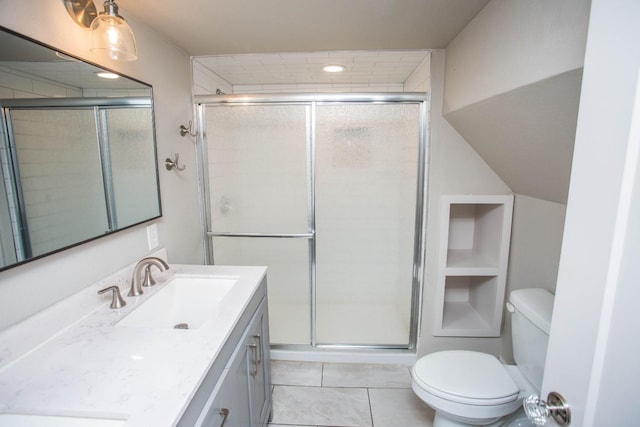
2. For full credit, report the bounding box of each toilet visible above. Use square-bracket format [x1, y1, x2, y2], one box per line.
[412, 288, 554, 427]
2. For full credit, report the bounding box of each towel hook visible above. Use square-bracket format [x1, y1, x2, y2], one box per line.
[165, 153, 186, 171]
[179, 120, 197, 137]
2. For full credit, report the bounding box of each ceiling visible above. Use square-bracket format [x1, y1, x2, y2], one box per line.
[117, 0, 490, 56]
[116, 0, 487, 87]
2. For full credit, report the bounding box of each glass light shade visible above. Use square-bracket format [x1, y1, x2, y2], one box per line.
[90, 13, 137, 61]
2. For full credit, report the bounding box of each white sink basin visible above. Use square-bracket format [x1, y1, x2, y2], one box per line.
[117, 274, 237, 329]
[0, 413, 125, 427]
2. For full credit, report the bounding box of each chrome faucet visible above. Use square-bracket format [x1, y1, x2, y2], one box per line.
[128, 257, 170, 297]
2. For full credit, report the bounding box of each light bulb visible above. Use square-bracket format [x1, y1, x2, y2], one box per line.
[89, 1, 137, 61]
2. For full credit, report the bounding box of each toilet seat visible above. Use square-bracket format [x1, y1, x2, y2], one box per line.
[412, 351, 519, 406]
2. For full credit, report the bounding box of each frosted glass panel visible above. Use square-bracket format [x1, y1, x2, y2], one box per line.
[202, 100, 425, 349]
[315, 104, 420, 345]
[11, 109, 108, 257]
[106, 107, 160, 228]
[212, 237, 311, 345]
[205, 105, 309, 234]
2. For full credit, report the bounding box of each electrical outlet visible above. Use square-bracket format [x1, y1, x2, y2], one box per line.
[147, 223, 159, 250]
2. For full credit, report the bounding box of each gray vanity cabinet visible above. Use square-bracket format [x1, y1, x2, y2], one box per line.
[179, 279, 272, 427]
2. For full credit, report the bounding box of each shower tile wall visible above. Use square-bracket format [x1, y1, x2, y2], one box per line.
[192, 50, 431, 95]
[404, 53, 431, 92]
[192, 61, 233, 95]
[0, 68, 83, 262]
[0, 67, 83, 98]
[233, 83, 404, 94]
[10, 109, 108, 256]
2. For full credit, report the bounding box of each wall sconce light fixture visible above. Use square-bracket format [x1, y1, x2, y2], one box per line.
[64, 0, 138, 61]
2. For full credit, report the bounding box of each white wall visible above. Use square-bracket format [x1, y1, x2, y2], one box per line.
[0, 0, 201, 330]
[508, 195, 566, 295]
[417, 49, 511, 356]
[443, 0, 590, 113]
[501, 194, 566, 362]
[441, 0, 589, 205]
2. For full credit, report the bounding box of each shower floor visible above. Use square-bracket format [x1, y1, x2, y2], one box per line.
[269, 302, 410, 346]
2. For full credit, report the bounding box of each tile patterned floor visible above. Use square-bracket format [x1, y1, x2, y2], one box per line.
[268, 361, 435, 427]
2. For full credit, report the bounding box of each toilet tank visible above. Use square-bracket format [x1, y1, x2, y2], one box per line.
[509, 288, 554, 392]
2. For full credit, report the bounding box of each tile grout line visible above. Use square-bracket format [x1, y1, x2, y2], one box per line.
[270, 361, 430, 427]
[367, 387, 375, 427]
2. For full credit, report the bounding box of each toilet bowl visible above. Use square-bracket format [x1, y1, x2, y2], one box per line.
[411, 351, 534, 426]
[411, 289, 554, 427]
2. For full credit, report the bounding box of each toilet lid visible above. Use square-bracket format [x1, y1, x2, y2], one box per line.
[413, 351, 519, 406]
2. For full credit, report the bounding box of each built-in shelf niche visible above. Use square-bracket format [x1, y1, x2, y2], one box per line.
[434, 195, 514, 337]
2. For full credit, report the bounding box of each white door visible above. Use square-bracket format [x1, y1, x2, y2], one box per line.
[540, 1, 640, 425]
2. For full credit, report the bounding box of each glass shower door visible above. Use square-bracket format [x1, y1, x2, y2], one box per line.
[314, 103, 421, 346]
[203, 104, 312, 345]
[200, 96, 427, 350]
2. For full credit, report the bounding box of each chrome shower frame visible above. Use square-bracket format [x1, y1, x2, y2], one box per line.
[195, 92, 430, 353]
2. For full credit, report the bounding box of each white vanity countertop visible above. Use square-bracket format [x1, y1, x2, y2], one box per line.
[0, 264, 267, 426]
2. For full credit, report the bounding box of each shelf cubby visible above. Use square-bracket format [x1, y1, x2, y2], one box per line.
[434, 195, 513, 337]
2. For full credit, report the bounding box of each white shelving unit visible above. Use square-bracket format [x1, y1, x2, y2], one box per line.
[434, 195, 514, 337]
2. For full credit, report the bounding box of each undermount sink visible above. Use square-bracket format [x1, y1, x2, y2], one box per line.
[117, 274, 238, 329]
[0, 413, 126, 427]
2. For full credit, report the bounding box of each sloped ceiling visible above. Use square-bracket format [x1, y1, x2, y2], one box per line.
[444, 69, 582, 204]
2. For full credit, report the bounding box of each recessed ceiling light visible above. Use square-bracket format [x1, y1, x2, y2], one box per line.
[323, 64, 346, 73]
[96, 71, 120, 79]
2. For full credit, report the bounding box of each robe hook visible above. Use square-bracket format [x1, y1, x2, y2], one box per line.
[165, 153, 186, 171]
[179, 120, 197, 137]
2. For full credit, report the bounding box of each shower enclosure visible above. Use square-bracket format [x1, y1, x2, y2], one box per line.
[196, 93, 429, 350]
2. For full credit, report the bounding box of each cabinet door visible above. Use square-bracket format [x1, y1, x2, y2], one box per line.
[193, 296, 271, 427]
[229, 342, 252, 427]
[195, 367, 234, 427]
[247, 301, 271, 426]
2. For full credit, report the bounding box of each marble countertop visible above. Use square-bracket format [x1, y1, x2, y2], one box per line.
[0, 264, 267, 426]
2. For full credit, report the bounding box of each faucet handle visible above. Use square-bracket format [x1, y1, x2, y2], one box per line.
[98, 286, 127, 309]
[142, 265, 156, 287]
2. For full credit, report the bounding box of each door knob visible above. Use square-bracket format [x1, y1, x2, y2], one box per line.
[524, 392, 571, 426]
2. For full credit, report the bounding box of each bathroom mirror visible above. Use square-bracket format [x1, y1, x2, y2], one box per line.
[0, 27, 161, 271]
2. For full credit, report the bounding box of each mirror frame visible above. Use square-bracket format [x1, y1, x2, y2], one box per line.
[0, 26, 162, 273]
